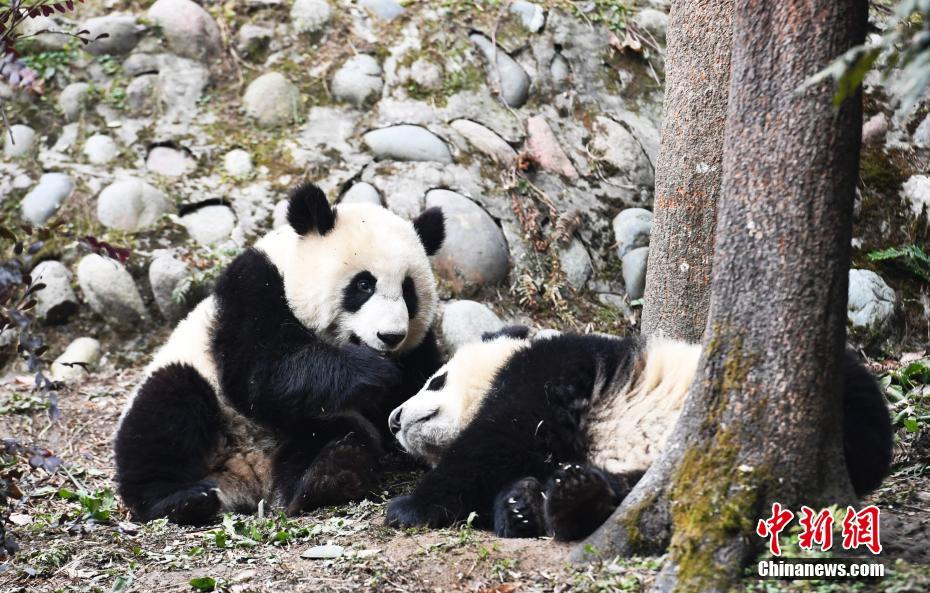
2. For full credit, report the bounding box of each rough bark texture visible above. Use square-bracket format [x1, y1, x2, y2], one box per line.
[641, 0, 733, 342]
[577, 1, 867, 591]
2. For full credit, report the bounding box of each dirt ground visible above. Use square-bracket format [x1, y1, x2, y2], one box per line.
[1, 362, 930, 593]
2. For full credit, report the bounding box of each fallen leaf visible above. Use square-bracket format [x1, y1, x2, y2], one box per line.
[9, 513, 32, 525]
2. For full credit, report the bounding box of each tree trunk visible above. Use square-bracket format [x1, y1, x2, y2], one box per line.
[641, 0, 733, 343]
[577, 1, 867, 591]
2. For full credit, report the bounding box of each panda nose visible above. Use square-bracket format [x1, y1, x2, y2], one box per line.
[389, 407, 402, 435]
[378, 331, 406, 348]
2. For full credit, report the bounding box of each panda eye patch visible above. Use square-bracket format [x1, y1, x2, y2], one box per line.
[426, 372, 447, 391]
[342, 271, 378, 312]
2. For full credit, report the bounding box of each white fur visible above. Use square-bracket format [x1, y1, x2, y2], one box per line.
[256, 202, 437, 353]
[391, 335, 528, 466]
[588, 339, 701, 473]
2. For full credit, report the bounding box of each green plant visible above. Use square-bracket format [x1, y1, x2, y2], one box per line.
[0, 391, 49, 415]
[882, 357, 930, 433]
[867, 244, 930, 283]
[57, 487, 117, 522]
[807, 0, 930, 114]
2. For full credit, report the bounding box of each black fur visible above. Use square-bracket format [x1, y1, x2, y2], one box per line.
[412, 207, 445, 255]
[116, 243, 443, 524]
[342, 271, 377, 313]
[114, 363, 223, 525]
[402, 276, 418, 319]
[387, 335, 894, 541]
[287, 183, 336, 236]
[481, 325, 531, 342]
[842, 349, 893, 495]
[425, 372, 447, 391]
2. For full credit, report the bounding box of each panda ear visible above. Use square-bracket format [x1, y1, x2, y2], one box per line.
[287, 183, 336, 236]
[413, 207, 445, 256]
[481, 325, 530, 342]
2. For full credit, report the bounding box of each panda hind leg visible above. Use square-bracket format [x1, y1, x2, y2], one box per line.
[114, 363, 223, 525]
[493, 477, 546, 538]
[543, 464, 642, 541]
[281, 432, 379, 515]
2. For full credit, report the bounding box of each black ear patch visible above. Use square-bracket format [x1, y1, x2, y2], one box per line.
[481, 325, 530, 342]
[287, 183, 336, 236]
[413, 207, 445, 256]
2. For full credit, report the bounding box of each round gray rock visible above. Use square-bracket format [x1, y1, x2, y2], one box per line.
[509, 1, 545, 32]
[341, 182, 381, 205]
[633, 8, 669, 41]
[441, 300, 504, 354]
[149, 254, 191, 320]
[58, 82, 92, 121]
[450, 119, 516, 165]
[21, 173, 74, 225]
[408, 58, 443, 90]
[126, 74, 158, 113]
[30, 260, 78, 325]
[3, 124, 36, 158]
[50, 337, 101, 382]
[558, 238, 593, 290]
[363, 125, 452, 163]
[902, 175, 930, 224]
[77, 254, 147, 326]
[243, 72, 300, 127]
[470, 33, 530, 108]
[224, 149, 254, 179]
[332, 54, 383, 107]
[622, 246, 649, 300]
[147, 146, 196, 177]
[612, 208, 653, 258]
[82, 14, 141, 56]
[181, 205, 237, 245]
[291, 0, 332, 33]
[848, 269, 895, 332]
[359, 0, 404, 20]
[83, 134, 119, 165]
[147, 0, 222, 60]
[97, 179, 171, 231]
[426, 189, 509, 293]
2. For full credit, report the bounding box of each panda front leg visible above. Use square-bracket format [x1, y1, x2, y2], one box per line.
[543, 464, 644, 541]
[114, 364, 224, 525]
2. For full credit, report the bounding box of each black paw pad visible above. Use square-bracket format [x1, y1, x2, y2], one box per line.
[494, 477, 545, 538]
[544, 464, 616, 541]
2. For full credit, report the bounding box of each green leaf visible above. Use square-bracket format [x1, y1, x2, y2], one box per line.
[111, 574, 133, 593]
[903, 417, 920, 433]
[189, 576, 216, 591]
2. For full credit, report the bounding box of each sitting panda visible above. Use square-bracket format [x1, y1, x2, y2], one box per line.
[114, 183, 446, 525]
[386, 327, 893, 541]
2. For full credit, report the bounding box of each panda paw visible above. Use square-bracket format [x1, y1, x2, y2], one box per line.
[385, 494, 455, 529]
[544, 464, 617, 541]
[346, 344, 402, 393]
[146, 481, 221, 526]
[493, 477, 545, 538]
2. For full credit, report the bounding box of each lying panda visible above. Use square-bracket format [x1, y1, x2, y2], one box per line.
[386, 327, 893, 541]
[114, 183, 446, 525]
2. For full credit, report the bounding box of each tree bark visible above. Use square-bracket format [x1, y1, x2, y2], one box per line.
[577, 1, 868, 591]
[641, 0, 733, 343]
